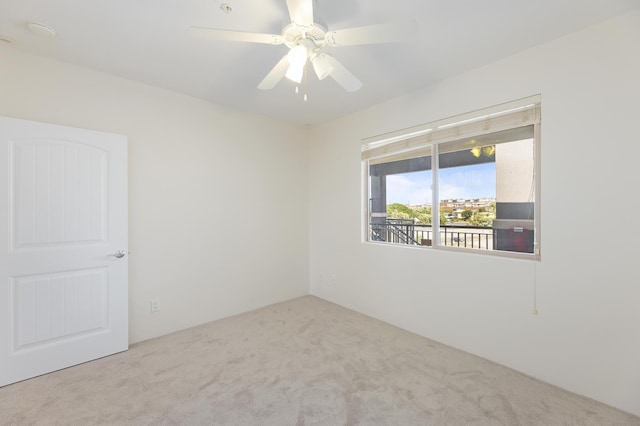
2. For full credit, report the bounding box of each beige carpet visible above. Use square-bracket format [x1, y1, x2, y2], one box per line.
[0, 295, 637, 425]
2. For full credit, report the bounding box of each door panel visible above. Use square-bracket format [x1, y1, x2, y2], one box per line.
[0, 116, 128, 386]
[12, 268, 108, 351]
[13, 139, 107, 248]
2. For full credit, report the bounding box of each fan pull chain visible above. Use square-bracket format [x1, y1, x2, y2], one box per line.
[293, 65, 309, 102]
[303, 64, 308, 102]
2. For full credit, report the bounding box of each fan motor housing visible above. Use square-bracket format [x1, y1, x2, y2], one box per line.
[282, 23, 327, 49]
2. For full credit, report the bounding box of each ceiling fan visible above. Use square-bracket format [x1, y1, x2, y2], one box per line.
[190, 0, 417, 93]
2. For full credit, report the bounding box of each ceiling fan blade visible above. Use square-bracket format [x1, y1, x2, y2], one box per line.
[324, 55, 362, 92]
[326, 21, 418, 47]
[285, 0, 314, 27]
[190, 26, 283, 45]
[257, 55, 290, 90]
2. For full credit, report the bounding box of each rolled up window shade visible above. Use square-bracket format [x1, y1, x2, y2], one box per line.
[362, 96, 541, 162]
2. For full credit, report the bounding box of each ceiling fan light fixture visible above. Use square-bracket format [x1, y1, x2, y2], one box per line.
[311, 53, 333, 80]
[287, 44, 308, 68]
[285, 44, 308, 83]
[285, 63, 305, 83]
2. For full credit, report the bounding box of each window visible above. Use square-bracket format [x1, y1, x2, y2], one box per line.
[363, 96, 540, 259]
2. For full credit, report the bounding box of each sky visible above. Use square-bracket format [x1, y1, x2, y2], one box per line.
[386, 163, 496, 205]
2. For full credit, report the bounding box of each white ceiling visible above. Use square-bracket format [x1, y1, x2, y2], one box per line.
[1, 0, 638, 125]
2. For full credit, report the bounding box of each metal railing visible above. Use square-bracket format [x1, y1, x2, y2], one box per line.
[370, 221, 494, 250]
[371, 219, 419, 245]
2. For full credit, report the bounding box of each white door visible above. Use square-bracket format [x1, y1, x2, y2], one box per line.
[0, 116, 128, 386]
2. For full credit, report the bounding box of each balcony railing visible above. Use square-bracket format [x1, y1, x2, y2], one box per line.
[371, 220, 494, 250]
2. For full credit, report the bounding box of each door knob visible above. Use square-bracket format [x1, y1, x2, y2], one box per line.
[111, 250, 126, 258]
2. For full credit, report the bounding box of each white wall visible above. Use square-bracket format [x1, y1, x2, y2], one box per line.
[0, 48, 309, 344]
[309, 10, 640, 416]
[1, 8, 639, 418]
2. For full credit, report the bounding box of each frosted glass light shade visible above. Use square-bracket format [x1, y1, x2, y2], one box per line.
[285, 45, 308, 83]
[311, 53, 333, 80]
[285, 64, 304, 83]
[287, 45, 307, 67]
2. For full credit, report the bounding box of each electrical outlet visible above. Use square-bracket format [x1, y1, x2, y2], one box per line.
[151, 299, 160, 312]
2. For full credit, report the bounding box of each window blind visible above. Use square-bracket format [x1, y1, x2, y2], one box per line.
[362, 96, 541, 163]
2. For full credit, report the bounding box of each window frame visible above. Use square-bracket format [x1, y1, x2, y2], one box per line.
[362, 96, 541, 260]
